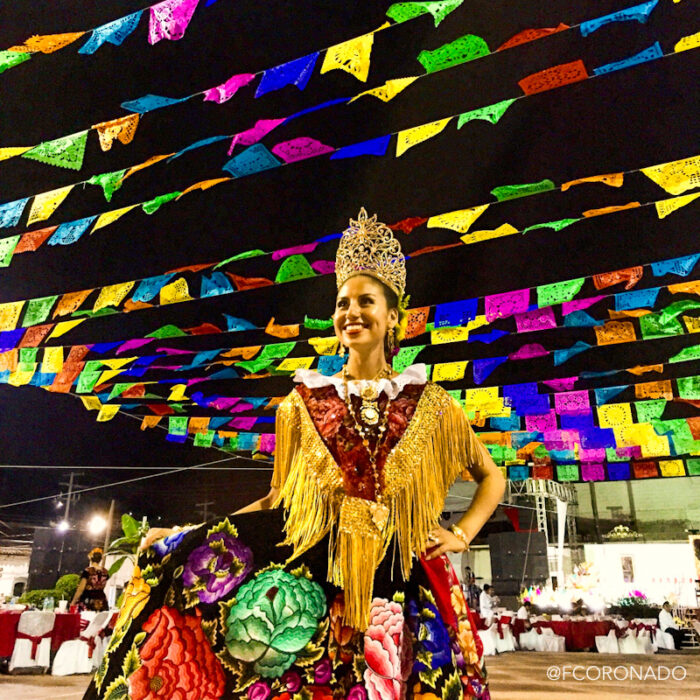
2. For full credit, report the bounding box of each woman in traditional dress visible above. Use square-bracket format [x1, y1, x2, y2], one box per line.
[71, 547, 109, 612]
[86, 209, 505, 700]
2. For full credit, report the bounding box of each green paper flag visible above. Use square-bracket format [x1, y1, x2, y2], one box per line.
[77, 370, 102, 394]
[19, 348, 39, 364]
[634, 399, 666, 422]
[259, 342, 296, 360]
[660, 299, 700, 322]
[304, 316, 334, 330]
[108, 383, 133, 401]
[22, 295, 58, 327]
[194, 430, 215, 447]
[88, 169, 127, 202]
[387, 0, 464, 27]
[522, 218, 580, 234]
[537, 278, 585, 307]
[146, 324, 188, 339]
[491, 179, 555, 201]
[142, 191, 182, 215]
[417, 34, 490, 73]
[639, 312, 684, 340]
[0, 235, 20, 267]
[22, 130, 89, 171]
[0, 50, 31, 74]
[669, 344, 700, 363]
[275, 254, 316, 283]
[677, 376, 700, 400]
[214, 249, 266, 269]
[557, 465, 579, 482]
[393, 344, 426, 372]
[72, 307, 118, 318]
[457, 99, 516, 128]
[236, 358, 275, 374]
[168, 416, 188, 435]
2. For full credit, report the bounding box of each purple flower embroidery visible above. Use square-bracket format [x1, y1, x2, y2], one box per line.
[183, 531, 253, 604]
[314, 658, 332, 684]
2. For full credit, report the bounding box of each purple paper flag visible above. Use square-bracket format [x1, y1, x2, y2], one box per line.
[272, 242, 318, 260]
[311, 260, 335, 275]
[271, 137, 334, 163]
[149, 0, 200, 45]
[561, 295, 605, 315]
[472, 355, 508, 384]
[524, 409, 558, 433]
[117, 338, 155, 354]
[508, 343, 548, 360]
[229, 416, 257, 429]
[514, 306, 557, 333]
[581, 464, 606, 481]
[554, 390, 590, 415]
[542, 377, 578, 391]
[204, 73, 256, 104]
[227, 118, 286, 154]
[485, 288, 530, 322]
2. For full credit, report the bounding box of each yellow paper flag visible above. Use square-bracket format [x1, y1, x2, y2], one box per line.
[675, 32, 700, 53]
[0, 301, 25, 331]
[669, 280, 700, 295]
[80, 396, 102, 411]
[308, 336, 340, 355]
[96, 404, 120, 422]
[27, 185, 74, 225]
[659, 459, 685, 477]
[464, 387, 500, 408]
[168, 384, 188, 401]
[0, 147, 31, 161]
[93, 281, 135, 312]
[96, 369, 125, 387]
[466, 315, 489, 331]
[428, 205, 490, 234]
[432, 360, 468, 382]
[101, 357, 137, 370]
[655, 192, 700, 219]
[92, 205, 138, 232]
[396, 118, 451, 157]
[462, 223, 518, 244]
[160, 278, 193, 305]
[8, 364, 36, 386]
[640, 434, 671, 458]
[349, 76, 418, 102]
[431, 326, 470, 344]
[597, 403, 633, 428]
[277, 357, 315, 372]
[641, 156, 700, 195]
[321, 30, 376, 82]
[42, 346, 64, 373]
[48, 318, 85, 339]
[683, 315, 700, 333]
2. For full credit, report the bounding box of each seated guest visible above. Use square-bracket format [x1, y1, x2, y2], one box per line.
[571, 598, 587, 617]
[517, 600, 533, 629]
[480, 584, 498, 624]
[659, 601, 687, 649]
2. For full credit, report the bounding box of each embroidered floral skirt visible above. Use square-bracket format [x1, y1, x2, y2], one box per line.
[85, 509, 489, 700]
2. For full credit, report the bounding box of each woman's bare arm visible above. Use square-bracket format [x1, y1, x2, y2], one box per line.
[232, 486, 280, 514]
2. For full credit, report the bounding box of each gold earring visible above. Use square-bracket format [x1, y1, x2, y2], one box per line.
[387, 327, 396, 353]
[338, 343, 345, 356]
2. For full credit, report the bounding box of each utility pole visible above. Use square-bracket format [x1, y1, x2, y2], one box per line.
[56, 471, 86, 577]
[102, 499, 116, 561]
[195, 501, 215, 523]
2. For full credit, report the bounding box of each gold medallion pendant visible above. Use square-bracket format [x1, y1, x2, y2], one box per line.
[369, 501, 390, 530]
[359, 385, 380, 426]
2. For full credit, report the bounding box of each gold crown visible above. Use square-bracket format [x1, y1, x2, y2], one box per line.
[335, 208, 406, 299]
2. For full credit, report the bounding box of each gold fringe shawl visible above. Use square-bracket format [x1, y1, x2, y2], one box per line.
[273, 383, 473, 629]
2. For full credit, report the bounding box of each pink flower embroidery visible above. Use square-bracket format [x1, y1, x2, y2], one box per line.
[363, 598, 412, 700]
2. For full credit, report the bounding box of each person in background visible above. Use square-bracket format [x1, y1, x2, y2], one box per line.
[571, 598, 587, 617]
[479, 584, 498, 624]
[70, 547, 109, 611]
[517, 600, 533, 630]
[659, 601, 687, 649]
[463, 566, 480, 610]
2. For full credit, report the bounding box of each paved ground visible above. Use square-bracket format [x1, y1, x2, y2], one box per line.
[0, 651, 697, 699]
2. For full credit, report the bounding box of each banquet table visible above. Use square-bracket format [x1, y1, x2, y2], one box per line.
[532, 619, 615, 651]
[0, 610, 82, 657]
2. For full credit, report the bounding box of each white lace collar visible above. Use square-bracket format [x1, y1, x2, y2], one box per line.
[293, 363, 427, 400]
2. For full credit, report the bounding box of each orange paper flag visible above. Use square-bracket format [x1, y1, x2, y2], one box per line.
[582, 201, 640, 218]
[594, 321, 636, 345]
[265, 317, 300, 338]
[9, 32, 85, 54]
[561, 173, 624, 191]
[518, 59, 588, 95]
[14, 226, 57, 254]
[93, 114, 140, 151]
[53, 289, 92, 318]
[593, 266, 643, 291]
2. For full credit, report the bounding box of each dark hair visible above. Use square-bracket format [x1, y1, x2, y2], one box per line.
[89, 549, 103, 563]
[376, 279, 402, 362]
[663, 601, 670, 607]
[484, 584, 492, 591]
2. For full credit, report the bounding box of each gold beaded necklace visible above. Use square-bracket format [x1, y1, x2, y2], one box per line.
[342, 365, 394, 530]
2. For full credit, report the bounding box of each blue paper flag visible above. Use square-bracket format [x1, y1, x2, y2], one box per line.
[241, 397, 268, 409]
[594, 385, 629, 404]
[593, 42, 663, 76]
[200, 272, 234, 298]
[285, 97, 351, 122]
[222, 143, 281, 177]
[607, 462, 631, 480]
[330, 135, 392, 160]
[512, 395, 551, 415]
[209, 417, 232, 429]
[468, 329, 510, 344]
[223, 314, 257, 332]
[90, 342, 124, 354]
[651, 254, 700, 277]
[503, 382, 538, 398]
[0, 328, 25, 350]
[614, 287, 660, 311]
[315, 232, 343, 243]
[177, 350, 221, 371]
[580, 0, 658, 37]
[434, 298, 478, 328]
[554, 341, 591, 366]
[29, 372, 56, 387]
[564, 311, 600, 327]
[48, 216, 97, 245]
[318, 355, 347, 376]
[579, 427, 616, 449]
[473, 356, 508, 384]
[132, 274, 176, 302]
[168, 135, 231, 161]
[166, 433, 188, 443]
[510, 432, 540, 449]
[508, 465, 530, 481]
[237, 432, 259, 450]
[490, 415, 521, 431]
[255, 52, 319, 98]
[121, 94, 191, 113]
[0, 198, 29, 228]
[78, 11, 142, 54]
[207, 367, 240, 381]
[560, 413, 594, 429]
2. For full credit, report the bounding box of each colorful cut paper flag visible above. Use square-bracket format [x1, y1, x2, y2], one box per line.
[321, 30, 376, 82]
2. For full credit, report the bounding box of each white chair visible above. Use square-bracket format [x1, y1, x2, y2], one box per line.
[534, 627, 566, 652]
[519, 628, 538, 650]
[495, 617, 517, 653]
[52, 611, 110, 676]
[477, 623, 498, 656]
[595, 629, 620, 653]
[654, 628, 676, 651]
[9, 611, 55, 672]
[636, 629, 654, 654]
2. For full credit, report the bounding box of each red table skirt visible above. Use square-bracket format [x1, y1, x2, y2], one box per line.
[0, 611, 82, 656]
[533, 620, 614, 651]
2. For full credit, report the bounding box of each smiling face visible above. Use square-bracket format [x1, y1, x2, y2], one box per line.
[333, 275, 398, 357]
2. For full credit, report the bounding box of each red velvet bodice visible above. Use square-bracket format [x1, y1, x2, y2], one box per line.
[295, 382, 426, 500]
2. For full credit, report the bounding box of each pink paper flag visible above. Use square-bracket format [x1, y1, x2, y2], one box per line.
[554, 390, 590, 415]
[259, 433, 276, 453]
[149, 0, 200, 45]
[203, 73, 256, 104]
[229, 416, 257, 429]
[311, 260, 335, 275]
[116, 338, 155, 354]
[228, 119, 286, 154]
[543, 429, 579, 450]
[484, 288, 530, 322]
[271, 137, 334, 163]
[230, 401, 254, 414]
[156, 347, 193, 355]
[509, 343, 548, 360]
[209, 397, 241, 411]
[542, 376, 578, 391]
[515, 306, 556, 333]
[581, 464, 605, 481]
[272, 242, 318, 260]
[525, 409, 557, 432]
[579, 448, 606, 462]
[561, 295, 605, 315]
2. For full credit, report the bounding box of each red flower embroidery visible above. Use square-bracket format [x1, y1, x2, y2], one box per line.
[128, 606, 225, 700]
[363, 598, 412, 700]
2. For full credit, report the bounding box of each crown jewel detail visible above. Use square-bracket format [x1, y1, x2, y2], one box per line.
[335, 208, 406, 299]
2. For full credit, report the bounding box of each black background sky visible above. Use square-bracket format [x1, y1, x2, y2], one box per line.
[0, 1, 697, 532]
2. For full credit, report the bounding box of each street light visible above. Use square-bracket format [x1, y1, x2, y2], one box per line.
[56, 520, 69, 533]
[87, 514, 108, 535]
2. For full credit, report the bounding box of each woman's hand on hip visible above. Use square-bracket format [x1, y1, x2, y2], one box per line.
[423, 526, 468, 560]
